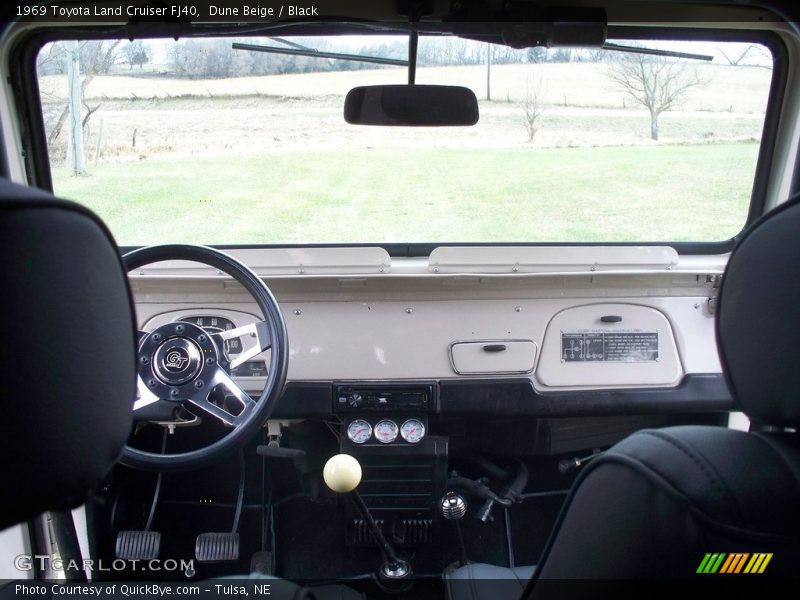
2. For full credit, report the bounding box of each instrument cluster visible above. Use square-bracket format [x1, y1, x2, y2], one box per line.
[177, 315, 267, 378]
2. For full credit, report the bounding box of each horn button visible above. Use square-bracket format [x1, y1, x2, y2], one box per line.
[138, 321, 222, 401]
[153, 338, 203, 385]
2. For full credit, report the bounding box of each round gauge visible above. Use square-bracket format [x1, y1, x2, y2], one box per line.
[179, 316, 242, 355]
[373, 420, 399, 444]
[400, 419, 426, 444]
[346, 419, 372, 445]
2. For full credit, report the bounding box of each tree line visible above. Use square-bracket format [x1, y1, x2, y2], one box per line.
[38, 37, 768, 82]
[36, 38, 622, 80]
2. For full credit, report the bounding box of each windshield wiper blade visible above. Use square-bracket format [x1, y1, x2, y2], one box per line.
[603, 42, 713, 62]
[232, 42, 408, 67]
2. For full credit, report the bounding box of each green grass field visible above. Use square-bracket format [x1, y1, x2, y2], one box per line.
[52, 142, 756, 245]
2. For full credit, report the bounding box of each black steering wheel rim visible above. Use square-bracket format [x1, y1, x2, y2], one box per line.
[120, 244, 289, 472]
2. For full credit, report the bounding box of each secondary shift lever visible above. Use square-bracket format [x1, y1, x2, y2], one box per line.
[322, 454, 411, 579]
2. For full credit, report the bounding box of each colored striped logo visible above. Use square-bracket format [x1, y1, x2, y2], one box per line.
[696, 553, 773, 574]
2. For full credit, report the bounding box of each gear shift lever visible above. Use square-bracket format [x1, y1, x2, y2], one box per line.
[323, 454, 411, 579]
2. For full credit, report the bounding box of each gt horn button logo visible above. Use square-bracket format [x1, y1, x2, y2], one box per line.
[152, 338, 202, 386]
[164, 349, 190, 371]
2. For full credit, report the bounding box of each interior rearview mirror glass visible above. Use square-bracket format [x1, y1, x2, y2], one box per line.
[344, 85, 479, 126]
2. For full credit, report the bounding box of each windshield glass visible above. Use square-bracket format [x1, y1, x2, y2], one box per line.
[37, 34, 774, 245]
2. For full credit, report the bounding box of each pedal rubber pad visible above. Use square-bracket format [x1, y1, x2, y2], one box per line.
[195, 532, 240, 562]
[115, 530, 161, 560]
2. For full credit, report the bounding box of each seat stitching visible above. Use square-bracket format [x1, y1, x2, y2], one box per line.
[637, 430, 746, 523]
[638, 430, 724, 494]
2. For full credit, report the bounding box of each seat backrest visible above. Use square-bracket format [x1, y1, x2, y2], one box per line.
[524, 195, 800, 588]
[0, 179, 136, 531]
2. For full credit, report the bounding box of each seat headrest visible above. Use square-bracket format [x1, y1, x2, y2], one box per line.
[0, 179, 136, 531]
[717, 193, 800, 427]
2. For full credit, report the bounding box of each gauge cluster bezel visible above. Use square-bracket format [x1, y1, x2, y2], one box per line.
[344, 415, 428, 446]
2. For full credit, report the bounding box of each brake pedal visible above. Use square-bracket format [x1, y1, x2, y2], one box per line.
[195, 451, 245, 563]
[195, 532, 240, 562]
[116, 530, 161, 560]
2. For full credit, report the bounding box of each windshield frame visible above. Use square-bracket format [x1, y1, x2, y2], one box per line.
[11, 23, 789, 255]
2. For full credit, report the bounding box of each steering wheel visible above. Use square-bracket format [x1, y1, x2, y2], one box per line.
[119, 245, 289, 471]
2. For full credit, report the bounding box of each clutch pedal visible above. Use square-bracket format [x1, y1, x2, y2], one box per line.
[115, 530, 161, 560]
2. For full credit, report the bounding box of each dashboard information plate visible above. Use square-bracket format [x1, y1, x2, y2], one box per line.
[561, 330, 659, 363]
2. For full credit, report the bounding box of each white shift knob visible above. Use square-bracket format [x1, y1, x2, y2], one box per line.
[323, 453, 362, 493]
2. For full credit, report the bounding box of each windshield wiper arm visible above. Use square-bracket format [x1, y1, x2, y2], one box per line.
[232, 42, 408, 67]
[602, 43, 713, 62]
[270, 37, 314, 51]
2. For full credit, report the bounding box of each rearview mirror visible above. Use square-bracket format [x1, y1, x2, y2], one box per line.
[344, 85, 479, 126]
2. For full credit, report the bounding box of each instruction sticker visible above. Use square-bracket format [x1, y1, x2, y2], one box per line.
[561, 330, 659, 362]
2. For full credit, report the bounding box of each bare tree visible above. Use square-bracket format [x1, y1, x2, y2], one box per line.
[521, 75, 545, 142]
[37, 43, 67, 75]
[123, 40, 150, 70]
[47, 40, 121, 145]
[608, 54, 705, 141]
[718, 43, 772, 69]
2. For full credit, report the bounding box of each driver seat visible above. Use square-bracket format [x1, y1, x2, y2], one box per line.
[0, 178, 137, 529]
[0, 179, 328, 599]
[447, 193, 800, 598]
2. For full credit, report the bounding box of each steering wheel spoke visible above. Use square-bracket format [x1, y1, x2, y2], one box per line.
[187, 368, 256, 427]
[134, 375, 161, 411]
[211, 320, 271, 370]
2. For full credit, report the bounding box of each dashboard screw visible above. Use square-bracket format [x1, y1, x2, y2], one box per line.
[206, 357, 215, 365]
[148, 379, 156, 387]
[141, 356, 150, 365]
[194, 380, 204, 389]
[170, 388, 179, 397]
[405, 308, 413, 314]
[515, 306, 522, 312]
[152, 333, 162, 342]
[294, 309, 302, 316]
[198, 334, 206, 342]
[175, 324, 185, 334]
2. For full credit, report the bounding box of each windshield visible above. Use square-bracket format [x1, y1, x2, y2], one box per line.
[37, 33, 774, 246]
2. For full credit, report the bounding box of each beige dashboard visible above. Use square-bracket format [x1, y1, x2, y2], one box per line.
[131, 246, 724, 395]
